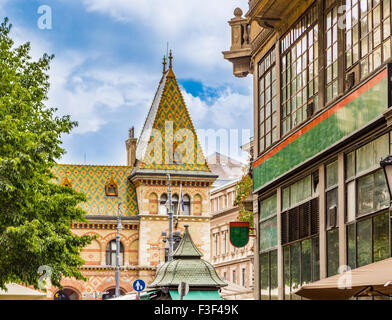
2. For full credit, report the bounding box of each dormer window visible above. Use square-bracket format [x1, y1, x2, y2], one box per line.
[105, 173, 118, 197]
[61, 173, 72, 187]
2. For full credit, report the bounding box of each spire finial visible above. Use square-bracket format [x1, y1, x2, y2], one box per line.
[169, 50, 173, 69]
[162, 56, 167, 74]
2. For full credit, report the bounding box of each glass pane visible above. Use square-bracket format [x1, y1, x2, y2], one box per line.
[346, 151, 355, 179]
[312, 237, 320, 281]
[284, 247, 291, 300]
[282, 187, 290, 210]
[301, 239, 312, 285]
[290, 243, 301, 297]
[357, 141, 373, 174]
[373, 134, 389, 167]
[260, 253, 270, 300]
[327, 229, 340, 277]
[347, 181, 356, 222]
[374, 169, 390, 211]
[373, 212, 390, 262]
[260, 217, 278, 252]
[327, 188, 338, 215]
[357, 134, 389, 174]
[358, 173, 375, 216]
[270, 250, 278, 300]
[357, 218, 372, 267]
[260, 194, 277, 220]
[347, 224, 356, 270]
[326, 161, 338, 188]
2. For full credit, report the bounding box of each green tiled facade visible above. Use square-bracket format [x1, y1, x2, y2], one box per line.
[254, 75, 388, 191]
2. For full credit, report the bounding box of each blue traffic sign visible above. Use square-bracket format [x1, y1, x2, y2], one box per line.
[133, 279, 146, 292]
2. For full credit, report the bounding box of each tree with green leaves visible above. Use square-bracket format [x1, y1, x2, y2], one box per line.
[234, 174, 254, 229]
[0, 18, 93, 290]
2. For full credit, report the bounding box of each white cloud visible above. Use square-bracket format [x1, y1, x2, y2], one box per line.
[81, 0, 248, 70]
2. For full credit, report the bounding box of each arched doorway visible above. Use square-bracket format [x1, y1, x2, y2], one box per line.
[102, 288, 126, 300]
[54, 288, 80, 300]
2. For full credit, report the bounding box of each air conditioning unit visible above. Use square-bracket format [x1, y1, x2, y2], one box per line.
[306, 101, 315, 119]
[327, 205, 337, 230]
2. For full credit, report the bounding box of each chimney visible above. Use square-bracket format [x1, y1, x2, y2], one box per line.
[126, 126, 137, 166]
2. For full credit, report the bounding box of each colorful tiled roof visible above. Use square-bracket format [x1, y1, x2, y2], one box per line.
[51, 164, 138, 217]
[137, 55, 210, 173]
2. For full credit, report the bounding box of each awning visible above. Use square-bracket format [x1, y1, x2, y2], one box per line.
[0, 283, 47, 300]
[108, 291, 159, 300]
[169, 290, 223, 300]
[295, 258, 392, 300]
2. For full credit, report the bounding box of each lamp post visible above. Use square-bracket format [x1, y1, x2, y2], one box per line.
[115, 200, 123, 298]
[165, 174, 174, 261]
[380, 156, 392, 207]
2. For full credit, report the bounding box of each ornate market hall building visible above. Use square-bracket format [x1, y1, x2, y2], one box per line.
[48, 55, 218, 300]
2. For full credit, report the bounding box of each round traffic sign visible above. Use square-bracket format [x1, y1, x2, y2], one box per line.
[133, 279, 146, 292]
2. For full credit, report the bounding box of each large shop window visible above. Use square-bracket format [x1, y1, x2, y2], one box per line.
[347, 212, 390, 269]
[326, 160, 340, 277]
[345, 133, 391, 270]
[284, 238, 320, 300]
[345, 0, 392, 78]
[281, 172, 320, 245]
[281, 3, 319, 136]
[325, 1, 340, 102]
[258, 47, 278, 154]
[259, 194, 278, 251]
[259, 194, 278, 300]
[345, 133, 390, 222]
[260, 250, 278, 300]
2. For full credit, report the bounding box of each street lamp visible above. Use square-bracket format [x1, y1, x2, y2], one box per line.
[380, 155, 392, 205]
[115, 200, 123, 298]
[165, 174, 174, 261]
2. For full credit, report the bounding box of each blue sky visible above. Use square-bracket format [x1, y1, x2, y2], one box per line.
[1, 0, 252, 165]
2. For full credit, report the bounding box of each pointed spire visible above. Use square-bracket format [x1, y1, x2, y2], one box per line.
[168, 49, 173, 69]
[167, 50, 175, 78]
[162, 55, 167, 74]
[172, 225, 203, 259]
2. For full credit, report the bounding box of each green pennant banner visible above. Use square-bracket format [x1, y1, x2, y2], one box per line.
[229, 222, 249, 248]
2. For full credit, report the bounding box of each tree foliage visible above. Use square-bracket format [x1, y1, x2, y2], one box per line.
[234, 174, 253, 228]
[0, 18, 93, 290]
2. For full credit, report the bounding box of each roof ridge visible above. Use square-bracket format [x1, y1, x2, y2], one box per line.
[55, 163, 132, 168]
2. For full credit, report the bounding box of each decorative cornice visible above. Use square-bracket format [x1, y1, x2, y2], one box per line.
[79, 265, 157, 271]
[72, 223, 139, 231]
[139, 214, 210, 222]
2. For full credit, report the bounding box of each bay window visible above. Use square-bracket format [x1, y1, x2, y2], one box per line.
[326, 1, 340, 102]
[345, 0, 392, 78]
[258, 47, 278, 154]
[281, 3, 319, 136]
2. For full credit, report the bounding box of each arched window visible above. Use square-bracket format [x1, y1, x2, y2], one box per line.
[159, 194, 168, 215]
[193, 194, 202, 216]
[172, 194, 179, 215]
[149, 193, 158, 215]
[106, 240, 124, 265]
[102, 288, 126, 300]
[54, 288, 79, 300]
[183, 195, 191, 216]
